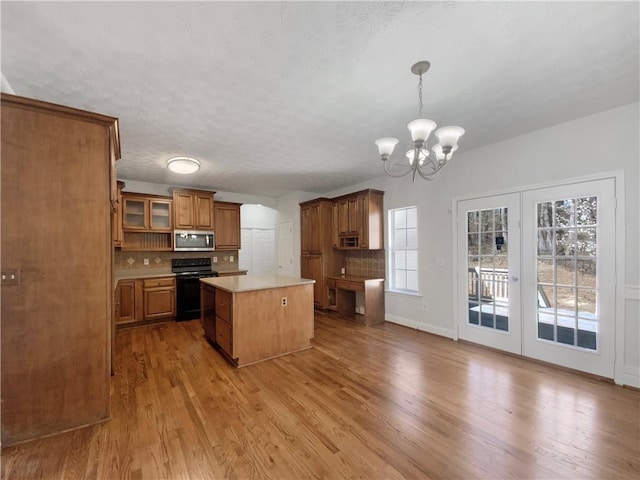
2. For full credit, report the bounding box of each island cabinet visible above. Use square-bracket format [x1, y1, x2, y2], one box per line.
[300, 198, 344, 309]
[200, 276, 315, 367]
[1, 93, 119, 446]
[332, 189, 384, 250]
[172, 188, 215, 231]
[214, 201, 241, 250]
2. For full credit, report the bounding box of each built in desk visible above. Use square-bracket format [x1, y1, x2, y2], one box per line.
[326, 275, 385, 325]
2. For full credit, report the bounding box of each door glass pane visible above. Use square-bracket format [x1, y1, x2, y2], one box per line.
[466, 207, 510, 332]
[535, 196, 598, 350]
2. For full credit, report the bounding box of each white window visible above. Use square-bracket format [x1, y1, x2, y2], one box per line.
[389, 206, 419, 293]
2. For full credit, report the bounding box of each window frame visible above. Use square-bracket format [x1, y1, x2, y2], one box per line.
[388, 206, 420, 295]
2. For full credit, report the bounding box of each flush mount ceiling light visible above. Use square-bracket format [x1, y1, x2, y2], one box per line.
[375, 61, 465, 182]
[166, 156, 200, 174]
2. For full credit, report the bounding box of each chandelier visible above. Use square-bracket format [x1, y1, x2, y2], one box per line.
[375, 61, 465, 181]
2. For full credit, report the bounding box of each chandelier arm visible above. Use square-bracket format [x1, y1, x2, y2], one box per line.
[383, 155, 413, 178]
[416, 161, 446, 181]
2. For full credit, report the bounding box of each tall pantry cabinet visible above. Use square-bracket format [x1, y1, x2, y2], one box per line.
[0, 94, 120, 446]
[300, 198, 343, 309]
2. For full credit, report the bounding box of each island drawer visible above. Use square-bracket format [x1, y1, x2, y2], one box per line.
[215, 289, 232, 323]
[336, 279, 364, 292]
[216, 318, 233, 355]
[143, 277, 175, 288]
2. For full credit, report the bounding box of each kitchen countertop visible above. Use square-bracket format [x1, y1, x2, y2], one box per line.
[200, 275, 314, 293]
[114, 270, 175, 282]
[212, 267, 248, 275]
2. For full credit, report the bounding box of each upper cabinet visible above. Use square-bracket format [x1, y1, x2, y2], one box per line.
[120, 193, 173, 251]
[214, 201, 242, 250]
[172, 188, 215, 231]
[333, 189, 384, 250]
[122, 193, 172, 232]
[301, 199, 329, 255]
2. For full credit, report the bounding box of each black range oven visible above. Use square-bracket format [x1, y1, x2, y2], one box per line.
[172, 258, 218, 321]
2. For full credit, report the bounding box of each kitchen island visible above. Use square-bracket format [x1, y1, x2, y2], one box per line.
[200, 275, 315, 367]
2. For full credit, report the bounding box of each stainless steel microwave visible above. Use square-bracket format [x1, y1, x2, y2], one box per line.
[174, 230, 215, 251]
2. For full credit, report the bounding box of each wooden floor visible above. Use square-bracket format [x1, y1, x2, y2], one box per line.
[2, 313, 639, 479]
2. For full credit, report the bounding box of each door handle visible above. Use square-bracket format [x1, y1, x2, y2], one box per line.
[511, 276, 519, 282]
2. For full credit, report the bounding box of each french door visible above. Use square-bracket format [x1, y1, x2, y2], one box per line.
[521, 179, 616, 377]
[457, 178, 616, 377]
[456, 193, 521, 354]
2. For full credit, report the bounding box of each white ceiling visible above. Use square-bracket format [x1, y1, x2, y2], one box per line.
[2, 1, 638, 198]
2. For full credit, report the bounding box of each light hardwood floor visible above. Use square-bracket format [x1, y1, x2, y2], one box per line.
[2, 313, 639, 479]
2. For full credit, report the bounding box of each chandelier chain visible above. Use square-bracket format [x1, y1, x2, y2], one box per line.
[417, 73, 423, 117]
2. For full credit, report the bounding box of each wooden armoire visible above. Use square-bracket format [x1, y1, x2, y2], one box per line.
[0, 94, 120, 446]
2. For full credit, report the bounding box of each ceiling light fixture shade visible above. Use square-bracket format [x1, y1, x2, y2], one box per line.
[375, 61, 465, 182]
[167, 156, 200, 174]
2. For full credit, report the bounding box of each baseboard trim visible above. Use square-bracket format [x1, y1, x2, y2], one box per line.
[385, 315, 453, 339]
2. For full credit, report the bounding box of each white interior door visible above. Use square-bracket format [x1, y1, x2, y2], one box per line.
[252, 229, 276, 275]
[521, 178, 616, 378]
[457, 193, 521, 355]
[239, 229, 251, 273]
[278, 220, 294, 276]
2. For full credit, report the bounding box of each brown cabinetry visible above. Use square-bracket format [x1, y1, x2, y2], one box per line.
[122, 194, 172, 231]
[1, 93, 118, 446]
[333, 189, 384, 250]
[112, 181, 125, 248]
[115, 280, 140, 325]
[142, 277, 176, 320]
[121, 193, 173, 251]
[172, 189, 215, 231]
[115, 276, 175, 325]
[201, 283, 216, 341]
[300, 198, 344, 309]
[199, 278, 314, 367]
[214, 201, 241, 250]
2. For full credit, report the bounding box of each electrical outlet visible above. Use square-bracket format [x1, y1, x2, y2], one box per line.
[143, 258, 149, 266]
[281, 297, 287, 307]
[213, 256, 218, 263]
[230, 255, 234, 262]
[422, 303, 429, 312]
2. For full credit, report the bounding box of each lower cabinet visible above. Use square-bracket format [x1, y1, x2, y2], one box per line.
[301, 254, 324, 308]
[115, 276, 176, 326]
[115, 280, 139, 324]
[142, 277, 176, 320]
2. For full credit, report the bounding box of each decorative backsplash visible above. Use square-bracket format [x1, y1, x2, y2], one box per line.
[345, 250, 385, 278]
[114, 250, 239, 271]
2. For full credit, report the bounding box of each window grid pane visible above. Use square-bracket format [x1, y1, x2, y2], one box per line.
[390, 206, 418, 293]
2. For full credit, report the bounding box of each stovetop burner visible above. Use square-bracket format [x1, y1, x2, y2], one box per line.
[171, 257, 213, 275]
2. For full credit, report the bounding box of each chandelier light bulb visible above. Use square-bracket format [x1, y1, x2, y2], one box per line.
[435, 126, 465, 148]
[374, 137, 399, 159]
[407, 119, 437, 143]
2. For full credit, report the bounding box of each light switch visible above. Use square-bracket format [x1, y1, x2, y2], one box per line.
[1, 268, 20, 286]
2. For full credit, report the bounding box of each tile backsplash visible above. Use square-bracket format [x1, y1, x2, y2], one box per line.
[114, 250, 239, 271]
[345, 250, 385, 278]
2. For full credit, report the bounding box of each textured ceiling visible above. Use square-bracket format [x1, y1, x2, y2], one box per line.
[2, 1, 638, 198]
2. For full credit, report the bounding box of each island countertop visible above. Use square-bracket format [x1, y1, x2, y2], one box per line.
[200, 274, 315, 293]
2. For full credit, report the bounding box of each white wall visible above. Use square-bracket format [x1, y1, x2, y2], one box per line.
[315, 102, 639, 386]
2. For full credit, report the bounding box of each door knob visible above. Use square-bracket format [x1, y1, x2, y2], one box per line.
[511, 276, 519, 282]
